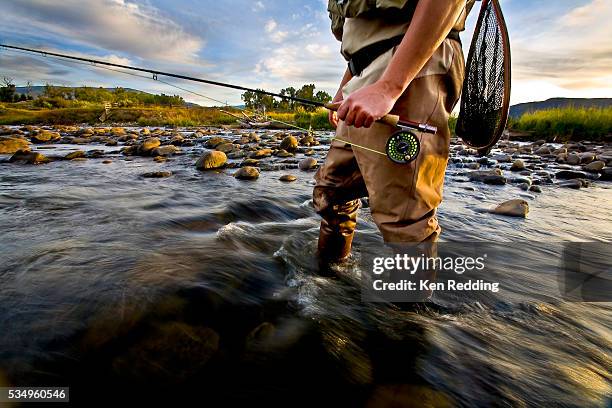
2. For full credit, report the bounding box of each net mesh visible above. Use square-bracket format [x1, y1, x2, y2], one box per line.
[456, 0, 511, 150]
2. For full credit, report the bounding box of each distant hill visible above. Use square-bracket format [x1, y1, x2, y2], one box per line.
[510, 98, 612, 118]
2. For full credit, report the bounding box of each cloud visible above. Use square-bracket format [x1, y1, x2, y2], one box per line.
[1, 0, 204, 62]
[508, 0, 612, 101]
[264, 19, 289, 43]
[252, 1, 265, 12]
[265, 20, 278, 33]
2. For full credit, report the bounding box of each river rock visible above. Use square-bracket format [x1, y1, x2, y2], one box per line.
[299, 157, 318, 171]
[279, 174, 297, 182]
[493, 199, 529, 218]
[566, 153, 581, 165]
[467, 169, 503, 182]
[9, 149, 50, 164]
[227, 151, 246, 159]
[529, 185, 542, 193]
[169, 135, 185, 146]
[534, 146, 551, 155]
[299, 134, 315, 146]
[280, 135, 299, 152]
[65, 150, 86, 160]
[142, 171, 172, 178]
[510, 159, 525, 172]
[275, 149, 294, 158]
[584, 161, 605, 172]
[0, 136, 30, 154]
[556, 170, 587, 180]
[240, 158, 259, 167]
[196, 151, 227, 170]
[234, 166, 260, 180]
[249, 148, 273, 159]
[216, 142, 236, 153]
[204, 136, 230, 148]
[578, 152, 596, 164]
[151, 145, 181, 157]
[111, 127, 126, 136]
[140, 137, 161, 154]
[31, 131, 60, 144]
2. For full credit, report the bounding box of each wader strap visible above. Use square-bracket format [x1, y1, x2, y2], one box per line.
[348, 30, 461, 77]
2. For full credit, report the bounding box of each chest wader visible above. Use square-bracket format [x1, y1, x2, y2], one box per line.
[316, 0, 510, 268]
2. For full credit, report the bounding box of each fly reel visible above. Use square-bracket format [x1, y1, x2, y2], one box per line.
[385, 130, 420, 164]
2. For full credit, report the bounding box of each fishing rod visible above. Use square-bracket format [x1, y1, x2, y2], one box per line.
[0, 43, 437, 164]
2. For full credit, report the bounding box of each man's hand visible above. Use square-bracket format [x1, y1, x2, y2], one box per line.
[337, 81, 400, 128]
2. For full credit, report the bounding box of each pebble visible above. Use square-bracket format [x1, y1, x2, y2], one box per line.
[558, 179, 582, 189]
[510, 159, 525, 171]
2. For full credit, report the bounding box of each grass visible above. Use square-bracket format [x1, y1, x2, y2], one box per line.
[509, 107, 612, 141]
[0, 103, 335, 130]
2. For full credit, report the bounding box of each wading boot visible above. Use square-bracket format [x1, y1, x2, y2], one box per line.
[316, 200, 359, 277]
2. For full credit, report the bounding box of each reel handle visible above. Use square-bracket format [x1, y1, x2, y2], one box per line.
[325, 102, 400, 128]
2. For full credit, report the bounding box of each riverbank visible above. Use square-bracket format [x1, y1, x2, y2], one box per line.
[0, 102, 332, 130]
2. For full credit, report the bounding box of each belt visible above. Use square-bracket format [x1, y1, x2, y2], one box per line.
[347, 30, 461, 77]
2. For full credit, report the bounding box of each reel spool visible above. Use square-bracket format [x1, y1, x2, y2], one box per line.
[385, 130, 420, 164]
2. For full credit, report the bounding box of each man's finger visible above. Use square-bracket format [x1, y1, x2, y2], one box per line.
[354, 111, 366, 128]
[363, 116, 375, 128]
[337, 101, 349, 121]
[345, 109, 356, 126]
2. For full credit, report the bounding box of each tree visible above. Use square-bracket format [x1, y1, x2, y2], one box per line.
[0, 77, 16, 103]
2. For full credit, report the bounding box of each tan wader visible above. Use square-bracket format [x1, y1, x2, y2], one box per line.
[314, 38, 465, 260]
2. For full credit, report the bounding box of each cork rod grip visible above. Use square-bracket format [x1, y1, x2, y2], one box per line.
[324, 103, 400, 128]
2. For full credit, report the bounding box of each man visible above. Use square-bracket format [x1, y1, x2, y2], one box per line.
[315, 0, 475, 267]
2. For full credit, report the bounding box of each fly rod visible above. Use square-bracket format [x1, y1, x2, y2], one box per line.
[0, 44, 436, 133]
[0, 43, 436, 164]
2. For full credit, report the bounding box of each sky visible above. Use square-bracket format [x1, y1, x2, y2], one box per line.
[0, 0, 610, 106]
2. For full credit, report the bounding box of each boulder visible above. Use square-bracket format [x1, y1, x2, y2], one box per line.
[234, 166, 260, 180]
[279, 174, 297, 182]
[493, 199, 529, 218]
[0, 136, 30, 154]
[298, 157, 318, 171]
[9, 149, 50, 164]
[280, 135, 299, 152]
[578, 152, 596, 164]
[196, 151, 227, 170]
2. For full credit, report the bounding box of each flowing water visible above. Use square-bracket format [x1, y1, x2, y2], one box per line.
[0, 129, 610, 406]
